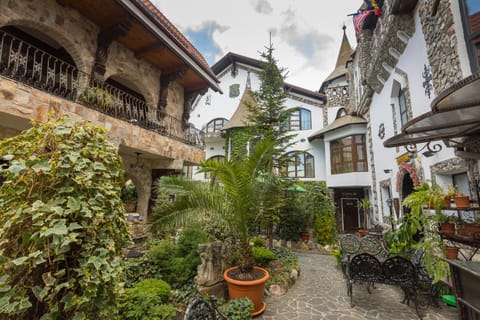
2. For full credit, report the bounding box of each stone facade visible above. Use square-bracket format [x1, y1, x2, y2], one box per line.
[0, 76, 205, 219]
[419, 0, 463, 93]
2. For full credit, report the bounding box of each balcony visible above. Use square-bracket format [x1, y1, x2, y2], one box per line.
[0, 29, 204, 149]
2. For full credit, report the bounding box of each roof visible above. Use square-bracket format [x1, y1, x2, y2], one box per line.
[308, 115, 367, 141]
[211, 52, 325, 102]
[222, 89, 255, 130]
[131, 0, 220, 88]
[320, 27, 353, 91]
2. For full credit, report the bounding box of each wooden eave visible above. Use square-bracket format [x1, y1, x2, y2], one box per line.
[57, 0, 221, 92]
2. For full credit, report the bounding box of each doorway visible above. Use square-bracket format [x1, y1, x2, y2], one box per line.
[342, 198, 360, 232]
[401, 173, 414, 215]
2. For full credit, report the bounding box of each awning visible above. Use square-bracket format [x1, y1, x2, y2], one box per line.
[384, 72, 480, 148]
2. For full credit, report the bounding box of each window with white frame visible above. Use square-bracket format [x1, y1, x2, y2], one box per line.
[205, 118, 228, 133]
[288, 108, 311, 131]
[285, 152, 315, 178]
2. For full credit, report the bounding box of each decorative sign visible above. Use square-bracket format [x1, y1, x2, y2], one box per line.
[396, 152, 410, 164]
[378, 123, 385, 139]
[229, 84, 240, 98]
[422, 64, 433, 99]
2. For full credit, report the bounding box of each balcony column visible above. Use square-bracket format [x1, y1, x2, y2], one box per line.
[157, 70, 186, 119]
[182, 88, 207, 129]
[91, 21, 131, 83]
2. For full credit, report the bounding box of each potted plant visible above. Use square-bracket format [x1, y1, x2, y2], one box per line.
[151, 139, 277, 316]
[398, 182, 451, 283]
[358, 199, 371, 237]
[454, 192, 470, 209]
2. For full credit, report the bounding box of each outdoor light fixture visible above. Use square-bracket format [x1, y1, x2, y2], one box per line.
[332, 88, 337, 96]
[130, 152, 144, 170]
[342, 87, 347, 95]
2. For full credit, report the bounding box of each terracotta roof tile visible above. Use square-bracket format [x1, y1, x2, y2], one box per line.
[136, 0, 211, 72]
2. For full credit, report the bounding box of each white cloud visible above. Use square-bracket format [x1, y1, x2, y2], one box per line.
[251, 0, 273, 15]
[152, 0, 361, 91]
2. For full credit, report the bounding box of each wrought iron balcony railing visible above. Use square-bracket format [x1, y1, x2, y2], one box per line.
[0, 29, 204, 149]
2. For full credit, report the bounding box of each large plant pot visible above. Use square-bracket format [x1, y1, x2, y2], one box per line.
[224, 266, 269, 316]
[454, 195, 470, 209]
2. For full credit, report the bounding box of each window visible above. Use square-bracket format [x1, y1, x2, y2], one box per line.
[398, 88, 408, 127]
[330, 135, 368, 174]
[205, 118, 228, 133]
[204, 155, 225, 179]
[461, 0, 480, 72]
[285, 152, 314, 178]
[336, 108, 347, 119]
[288, 108, 311, 131]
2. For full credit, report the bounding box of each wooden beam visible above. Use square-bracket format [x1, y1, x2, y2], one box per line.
[135, 43, 165, 59]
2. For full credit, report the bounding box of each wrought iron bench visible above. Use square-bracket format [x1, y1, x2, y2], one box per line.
[339, 234, 425, 319]
[184, 296, 228, 320]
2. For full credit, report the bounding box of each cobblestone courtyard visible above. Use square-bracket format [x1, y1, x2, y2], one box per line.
[259, 252, 458, 320]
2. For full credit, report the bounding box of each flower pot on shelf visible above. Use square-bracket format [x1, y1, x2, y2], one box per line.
[454, 195, 470, 209]
[458, 223, 480, 238]
[440, 221, 455, 235]
[444, 246, 459, 259]
[224, 266, 269, 316]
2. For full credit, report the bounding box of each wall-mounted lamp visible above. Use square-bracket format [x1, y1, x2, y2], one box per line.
[332, 88, 337, 96]
[342, 87, 347, 95]
[130, 152, 144, 170]
[384, 169, 392, 174]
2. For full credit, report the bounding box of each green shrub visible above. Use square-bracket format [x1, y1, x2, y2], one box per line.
[177, 227, 209, 256]
[250, 237, 266, 247]
[330, 249, 342, 264]
[253, 247, 276, 268]
[220, 297, 253, 320]
[147, 228, 208, 286]
[314, 209, 337, 245]
[119, 278, 176, 320]
[272, 247, 298, 271]
[0, 115, 129, 319]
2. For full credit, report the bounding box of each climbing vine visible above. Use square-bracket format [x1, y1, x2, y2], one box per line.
[0, 115, 130, 319]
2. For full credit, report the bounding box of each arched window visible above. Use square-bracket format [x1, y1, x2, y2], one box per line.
[288, 108, 311, 131]
[336, 108, 347, 119]
[285, 152, 315, 178]
[205, 118, 228, 133]
[204, 155, 225, 179]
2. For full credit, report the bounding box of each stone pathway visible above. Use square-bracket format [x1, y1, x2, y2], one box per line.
[259, 252, 458, 320]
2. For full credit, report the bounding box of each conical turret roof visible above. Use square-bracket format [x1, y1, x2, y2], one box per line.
[324, 26, 353, 83]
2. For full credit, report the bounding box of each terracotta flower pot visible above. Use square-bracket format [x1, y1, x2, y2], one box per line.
[440, 222, 455, 235]
[224, 266, 269, 316]
[454, 195, 470, 209]
[444, 246, 459, 259]
[458, 223, 480, 238]
[300, 232, 310, 242]
[357, 229, 369, 237]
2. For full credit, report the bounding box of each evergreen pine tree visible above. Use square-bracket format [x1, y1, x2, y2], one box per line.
[246, 42, 297, 166]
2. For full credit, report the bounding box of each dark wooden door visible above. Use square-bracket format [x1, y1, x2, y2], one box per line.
[342, 198, 360, 232]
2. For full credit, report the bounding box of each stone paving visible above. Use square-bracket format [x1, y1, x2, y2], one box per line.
[259, 252, 458, 320]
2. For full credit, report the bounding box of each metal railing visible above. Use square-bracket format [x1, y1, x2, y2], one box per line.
[0, 29, 204, 149]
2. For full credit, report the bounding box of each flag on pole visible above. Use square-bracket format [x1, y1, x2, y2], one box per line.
[363, 0, 383, 16]
[352, 11, 371, 35]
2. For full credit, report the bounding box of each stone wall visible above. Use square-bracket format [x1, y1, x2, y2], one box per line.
[419, 0, 463, 93]
[324, 86, 349, 109]
[0, 76, 205, 219]
[0, 0, 183, 124]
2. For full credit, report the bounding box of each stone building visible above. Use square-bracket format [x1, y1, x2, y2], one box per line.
[347, 0, 480, 225]
[0, 0, 221, 220]
[189, 52, 327, 182]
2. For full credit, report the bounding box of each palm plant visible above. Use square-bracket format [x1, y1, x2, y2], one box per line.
[151, 139, 276, 280]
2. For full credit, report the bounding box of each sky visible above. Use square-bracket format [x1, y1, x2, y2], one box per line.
[153, 0, 362, 92]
